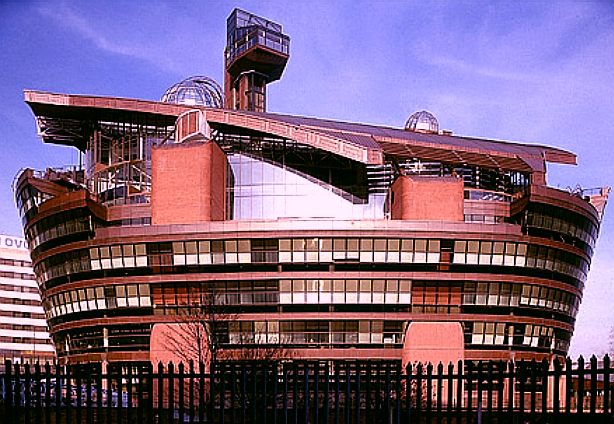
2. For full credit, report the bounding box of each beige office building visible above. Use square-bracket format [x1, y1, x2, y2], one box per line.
[0, 234, 54, 362]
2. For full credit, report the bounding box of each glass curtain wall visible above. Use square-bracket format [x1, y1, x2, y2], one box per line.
[227, 153, 388, 220]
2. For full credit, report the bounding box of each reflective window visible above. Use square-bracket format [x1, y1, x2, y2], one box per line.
[47, 284, 151, 319]
[228, 154, 388, 220]
[279, 279, 411, 305]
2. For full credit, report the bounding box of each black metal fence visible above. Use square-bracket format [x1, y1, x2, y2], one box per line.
[2, 356, 614, 423]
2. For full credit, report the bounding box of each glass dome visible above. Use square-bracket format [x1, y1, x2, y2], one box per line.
[161, 76, 223, 107]
[405, 110, 439, 134]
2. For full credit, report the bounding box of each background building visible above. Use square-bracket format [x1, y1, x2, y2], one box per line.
[0, 234, 54, 362]
[13, 9, 608, 367]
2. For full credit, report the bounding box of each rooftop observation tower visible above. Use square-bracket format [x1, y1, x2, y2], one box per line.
[224, 9, 290, 112]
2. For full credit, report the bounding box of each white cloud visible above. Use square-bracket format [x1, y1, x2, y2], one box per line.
[37, 3, 155, 64]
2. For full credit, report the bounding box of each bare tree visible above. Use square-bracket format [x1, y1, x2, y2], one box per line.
[161, 289, 288, 367]
[159, 289, 230, 367]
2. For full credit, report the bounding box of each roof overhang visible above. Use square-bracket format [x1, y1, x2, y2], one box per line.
[24, 90, 382, 165]
[24, 90, 576, 172]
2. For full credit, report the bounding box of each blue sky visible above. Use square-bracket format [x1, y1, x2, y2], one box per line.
[0, 0, 612, 357]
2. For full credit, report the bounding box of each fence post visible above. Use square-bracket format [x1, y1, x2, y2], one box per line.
[55, 362, 61, 424]
[285, 363, 291, 424]
[426, 363, 433, 422]
[497, 361, 504, 416]
[25, 362, 31, 424]
[590, 355, 597, 414]
[118, 362, 125, 424]
[264, 361, 270, 423]
[178, 362, 185, 423]
[77, 364, 83, 424]
[202, 361, 210, 424]
[45, 361, 52, 424]
[565, 357, 572, 414]
[188, 360, 194, 424]
[385, 364, 392, 424]
[456, 360, 463, 424]
[128, 363, 134, 422]
[604, 354, 611, 416]
[436, 362, 443, 424]
[318, 363, 322, 423]
[354, 362, 360, 424]
[577, 355, 584, 414]
[476, 361, 482, 424]
[14, 362, 22, 422]
[273, 361, 279, 424]
[168, 362, 175, 424]
[553, 358, 561, 417]
[4, 360, 13, 423]
[486, 361, 493, 416]
[157, 362, 164, 422]
[344, 362, 351, 424]
[416, 363, 423, 421]
[304, 362, 310, 424]
[529, 359, 537, 416]
[507, 360, 514, 420]
[466, 361, 472, 422]
[395, 363, 401, 424]
[541, 358, 548, 417]
[405, 362, 412, 423]
[446, 362, 453, 422]
[35, 362, 42, 424]
[136, 364, 143, 424]
[518, 360, 526, 422]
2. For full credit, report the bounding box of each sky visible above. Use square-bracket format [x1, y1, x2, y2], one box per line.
[0, 0, 612, 357]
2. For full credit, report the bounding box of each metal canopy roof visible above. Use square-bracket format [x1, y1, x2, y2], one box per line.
[24, 90, 576, 173]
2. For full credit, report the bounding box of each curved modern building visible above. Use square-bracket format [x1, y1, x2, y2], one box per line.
[14, 9, 608, 367]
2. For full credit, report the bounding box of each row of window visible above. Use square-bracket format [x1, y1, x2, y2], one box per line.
[464, 214, 506, 224]
[464, 189, 511, 203]
[151, 280, 276, 307]
[51, 318, 570, 355]
[526, 203, 598, 247]
[0, 323, 47, 331]
[0, 284, 38, 294]
[26, 210, 91, 250]
[0, 258, 32, 267]
[278, 238, 441, 264]
[43, 284, 151, 319]
[0, 297, 42, 307]
[0, 271, 35, 281]
[53, 324, 151, 355]
[279, 279, 411, 305]
[453, 240, 587, 281]
[463, 282, 579, 316]
[228, 320, 404, 345]
[468, 322, 558, 350]
[43, 279, 578, 320]
[35, 237, 588, 286]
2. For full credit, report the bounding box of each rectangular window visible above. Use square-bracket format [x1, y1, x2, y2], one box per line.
[427, 240, 440, 263]
[360, 239, 373, 262]
[401, 239, 414, 263]
[185, 241, 199, 265]
[479, 241, 492, 265]
[198, 241, 211, 265]
[466, 241, 479, 265]
[453, 241, 466, 264]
